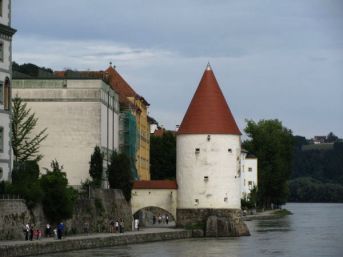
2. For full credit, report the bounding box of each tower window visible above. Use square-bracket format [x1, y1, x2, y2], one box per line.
[248, 167, 252, 172]
[204, 176, 209, 182]
[228, 148, 232, 153]
[195, 148, 200, 154]
[194, 199, 199, 205]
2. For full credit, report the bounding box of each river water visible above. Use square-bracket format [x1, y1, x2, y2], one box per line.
[36, 203, 343, 257]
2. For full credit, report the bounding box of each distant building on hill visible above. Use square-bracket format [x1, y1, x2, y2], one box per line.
[12, 77, 119, 186]
[312, 136, 326, 144]
[0, 0, 16, 182]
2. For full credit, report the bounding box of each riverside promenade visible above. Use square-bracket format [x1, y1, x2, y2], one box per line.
[0, 228, 192, 257]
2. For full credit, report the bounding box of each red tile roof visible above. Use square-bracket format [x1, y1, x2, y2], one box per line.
[132, 180, 177, 189]
[105, 66, 150, 106]
[177, 64, 241, 135]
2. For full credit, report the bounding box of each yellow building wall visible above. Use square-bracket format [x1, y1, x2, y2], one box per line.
[128, 97, 150, 180]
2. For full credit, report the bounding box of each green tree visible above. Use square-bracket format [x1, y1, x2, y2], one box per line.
[89, 146, 103, 187]
[326, 132, 338, 143]
[40, 160, 77, 224]
[241, 186, 258, 209]
[107, 151, 133, 201]
[11, 161, 43, 209]
[150, 131, 176, 179]
[12, 96, 48, 161]
[243, 119, 293, 208]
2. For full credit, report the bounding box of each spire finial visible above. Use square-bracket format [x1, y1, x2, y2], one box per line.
[206, 62, 212, 71]
[109, 61, 112, 66]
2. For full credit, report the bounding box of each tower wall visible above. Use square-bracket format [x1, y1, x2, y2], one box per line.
[176, 134, 241, 209]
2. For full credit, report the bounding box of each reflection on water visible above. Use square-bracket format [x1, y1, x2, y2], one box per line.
[33, 203, 343, 257]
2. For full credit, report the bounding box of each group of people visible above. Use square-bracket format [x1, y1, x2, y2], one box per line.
[152, 214, 169, 225]
[23, 224, 42, 241]
[23, 222, 64, 240]
[109, 218, 125, 233]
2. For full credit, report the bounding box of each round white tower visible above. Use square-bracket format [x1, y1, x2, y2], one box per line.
[176, 64, 245, 231]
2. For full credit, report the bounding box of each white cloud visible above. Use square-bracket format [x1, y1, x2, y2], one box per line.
[13, 35, 173, 70]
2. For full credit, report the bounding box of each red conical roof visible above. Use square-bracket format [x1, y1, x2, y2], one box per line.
[177, 64, 241, 135]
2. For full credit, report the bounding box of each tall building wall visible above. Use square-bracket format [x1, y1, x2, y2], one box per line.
[12, 79, 119, 186]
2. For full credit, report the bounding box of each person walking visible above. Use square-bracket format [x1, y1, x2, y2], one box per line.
[29, 224, 34, 241]
[119, 219, 124, 233]
[134, 218, 139, 231]
[115, 220, 119, 233]
[57, 222, 64, 239]
[45, 224, 51, 237]
[24, 223, 29, 240]
[110, 218, 115, 233]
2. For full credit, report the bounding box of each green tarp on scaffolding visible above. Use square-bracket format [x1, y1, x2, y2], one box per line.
[119, 111, 139, 180]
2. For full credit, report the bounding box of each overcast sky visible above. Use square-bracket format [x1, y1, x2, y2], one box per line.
[12, 0, 343, 138]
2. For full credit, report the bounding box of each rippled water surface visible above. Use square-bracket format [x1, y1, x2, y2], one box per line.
[35, 203, 343, 257]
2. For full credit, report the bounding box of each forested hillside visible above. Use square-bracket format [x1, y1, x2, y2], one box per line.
[289, 134, 343, 202]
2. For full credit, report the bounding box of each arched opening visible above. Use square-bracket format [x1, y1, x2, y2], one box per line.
[4, 77, 10, 110]
[133, 206, 176, 228]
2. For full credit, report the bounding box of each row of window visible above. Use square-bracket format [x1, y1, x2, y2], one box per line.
[195, 148, 235, 154]
[194, 196, 229, 206]
[100, 90, 119, 112]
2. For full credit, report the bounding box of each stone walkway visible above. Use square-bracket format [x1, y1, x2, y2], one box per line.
[243, 209, 281, 221]
[0, 227, 182, 247]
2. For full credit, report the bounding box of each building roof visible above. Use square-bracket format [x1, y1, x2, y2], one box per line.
[132, 180, 178, 189]
[177, 64, 241, 135]
[105, 66, 150, 106]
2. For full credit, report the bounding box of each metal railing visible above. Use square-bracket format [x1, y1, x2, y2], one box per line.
[0, 194, 23, 200]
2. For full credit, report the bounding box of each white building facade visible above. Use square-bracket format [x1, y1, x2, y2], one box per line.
[12, 79, 119, 186]
[240, 151, 258, 199]
[177, 134, 241, 209]
[0, 0, 15, 182]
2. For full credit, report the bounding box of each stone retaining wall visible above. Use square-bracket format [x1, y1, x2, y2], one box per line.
[0, 200, 31, 240]
[0, 230, 192, 257]
[176, 208, 250, 236]
[0, 189, 132, 240]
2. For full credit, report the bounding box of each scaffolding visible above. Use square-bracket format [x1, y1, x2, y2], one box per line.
[119, 111, 139, 180]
